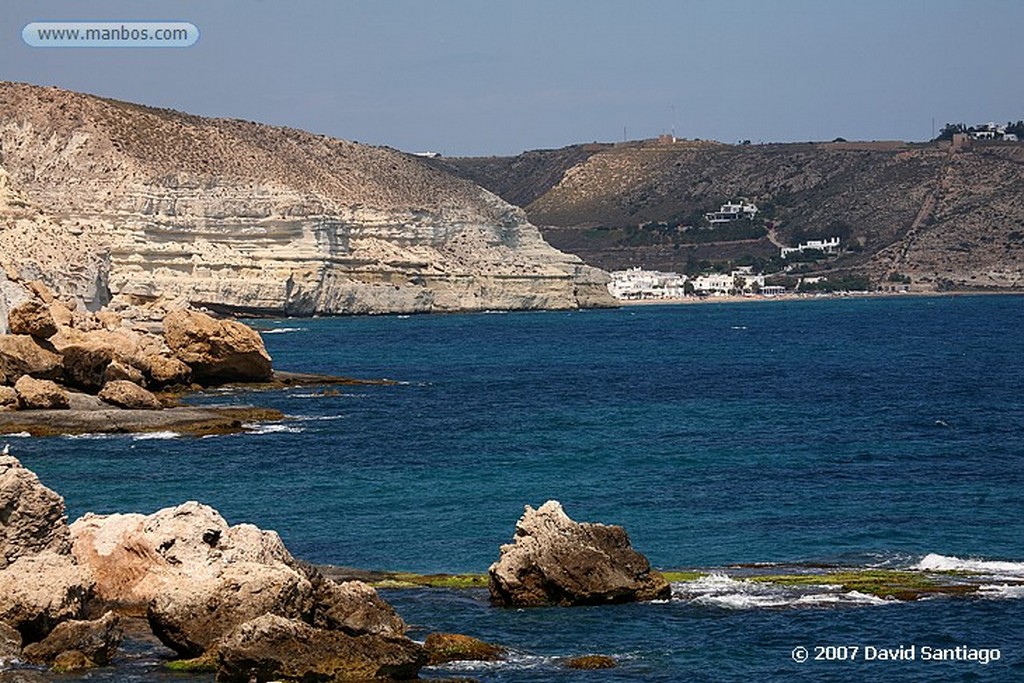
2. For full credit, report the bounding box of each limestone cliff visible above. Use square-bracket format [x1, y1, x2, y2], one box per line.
[0, 82, 612, 316]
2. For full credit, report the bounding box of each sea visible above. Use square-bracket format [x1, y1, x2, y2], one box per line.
[6, 294, 1024, 682]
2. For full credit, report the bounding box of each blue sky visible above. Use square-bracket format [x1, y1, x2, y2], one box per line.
[3, 1, 1021, 156]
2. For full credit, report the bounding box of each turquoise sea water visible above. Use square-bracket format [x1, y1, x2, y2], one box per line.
[9, 295, 1024, 681]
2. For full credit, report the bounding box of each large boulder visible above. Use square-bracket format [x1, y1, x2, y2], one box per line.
[307, 573, 405, 637]
[145, 354, 191, 387]
[147, 562, 313, 658]
[102, 359, 145, 386]
[14, 376, 69, 410]
[7, 300, 57, 340]
[58, 342, 116, 392]
[97, 380, 163, 410]
[488, 500, 671, 607]
[0, 456, 94, 644]
[21, 610, 122, 666]
[163, 309, 272, 384]
[0, 454, 71, 568]
[215, 614, 426, 683]
[70, 502, 295, 610]
[0, 335, 63, 382]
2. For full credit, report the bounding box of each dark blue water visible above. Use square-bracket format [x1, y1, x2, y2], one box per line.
[9, 295, 1024, 681]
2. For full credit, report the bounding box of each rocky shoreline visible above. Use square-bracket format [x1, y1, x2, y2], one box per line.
[0, 454, 667, 681]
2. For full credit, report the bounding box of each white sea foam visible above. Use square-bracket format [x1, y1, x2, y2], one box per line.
[438, 652, 556, 672]
[915, 553, 1024, 577]
[5, 431, 31, 438]
[260, 327, 308, 334]
[674, 573, 890, 610]
[243, 423, 304, 435]
[978, 584, 1024, 599]
[291, 414, 348, 422]
[62, 433, 114, 440]
[132, 431, 180, 440]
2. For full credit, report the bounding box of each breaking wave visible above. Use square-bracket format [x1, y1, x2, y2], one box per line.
[915, 553, 1024, 578]
[673, 573, 889, 610]
[260, 327, 308, 334]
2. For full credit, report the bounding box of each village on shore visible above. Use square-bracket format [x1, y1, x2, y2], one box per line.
[605, 198, 894, 303]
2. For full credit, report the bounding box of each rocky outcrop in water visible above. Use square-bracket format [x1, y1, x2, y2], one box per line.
[0, 82, 613, 317]
[488, 500, 671, 607]
[0, 454, 425, 679]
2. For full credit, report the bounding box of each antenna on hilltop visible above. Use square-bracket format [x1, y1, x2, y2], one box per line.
[672, 104, 677, 139]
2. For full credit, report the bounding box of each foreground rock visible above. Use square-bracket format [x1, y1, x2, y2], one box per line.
[0, 454, 70, 568]
[148, 563, 313, 658]
[163, 309, 273, 384]
[488, 500, 671, 606]
[0, 455, 95, 643]
[72, 499, 414, 671]
[215, 614, 425, 683]
[21, 611, 122, 667]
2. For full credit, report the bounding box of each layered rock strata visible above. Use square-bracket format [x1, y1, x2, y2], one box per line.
[0, 82, 613, 317]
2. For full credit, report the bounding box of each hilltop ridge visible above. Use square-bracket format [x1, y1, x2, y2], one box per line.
[443, 138, 1024, 291]
[0, 82, 613, 317]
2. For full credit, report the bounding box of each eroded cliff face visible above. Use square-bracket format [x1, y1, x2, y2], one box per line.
[0, 83, 612, 316]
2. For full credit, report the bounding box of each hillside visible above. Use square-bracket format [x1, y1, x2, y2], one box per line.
[445, 139, 1024, 291]
[0, 82, 613, 316]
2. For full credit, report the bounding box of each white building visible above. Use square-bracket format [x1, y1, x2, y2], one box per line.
[731, 266, 765, 293]
[705, 199, 758, 224]
[608, 267, 688, 300]
[781, 236, 841, 259]
[968, 123, 1019, 142]
[692, 272, 734, 295]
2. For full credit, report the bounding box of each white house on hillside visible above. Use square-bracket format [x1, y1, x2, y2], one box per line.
[781, 236, 840, 259]
[705, 199, 758, 225]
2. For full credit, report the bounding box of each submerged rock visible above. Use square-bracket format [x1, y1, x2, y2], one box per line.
[423, 632, 505, 665]
[488, 500, 671, 607]
[565, 655, 617, 669]
[163, 309, 272, 384]
[215, 613, 426, 683]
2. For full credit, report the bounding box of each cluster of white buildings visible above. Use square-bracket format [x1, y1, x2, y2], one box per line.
[607, 266, 779, 300]
[780, 236, 841, 259]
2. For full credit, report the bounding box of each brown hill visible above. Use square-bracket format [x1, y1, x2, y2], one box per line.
[445, 138, 1024, 291]
[0, 82, 612, 316]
